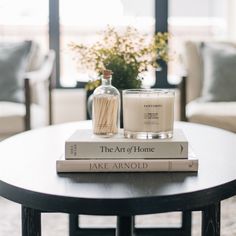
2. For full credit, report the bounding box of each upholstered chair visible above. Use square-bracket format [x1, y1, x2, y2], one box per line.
[179, 41, 236, 132]
[0, 41, 55, 140]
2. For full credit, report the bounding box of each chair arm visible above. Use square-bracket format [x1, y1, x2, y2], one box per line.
[24, 50, 55, 130]
[177, 75, 187, 121]
[25, 50, 55, 84]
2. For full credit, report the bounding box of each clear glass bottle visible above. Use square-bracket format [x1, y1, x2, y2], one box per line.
[92, 69, 120, 137]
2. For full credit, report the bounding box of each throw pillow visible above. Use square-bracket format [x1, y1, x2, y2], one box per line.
[0, 41, 32, 103]
[200, 42, 236, 102]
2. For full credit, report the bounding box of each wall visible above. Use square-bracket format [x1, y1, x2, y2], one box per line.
[52, 89, 87, 124]
[227, 0, 236, 41]
[52, 88, 180, 125]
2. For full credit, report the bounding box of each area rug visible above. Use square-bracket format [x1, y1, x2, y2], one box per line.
[0, 196, 235, 235]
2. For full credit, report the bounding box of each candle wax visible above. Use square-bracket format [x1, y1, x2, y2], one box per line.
[123, 93, 174, 133]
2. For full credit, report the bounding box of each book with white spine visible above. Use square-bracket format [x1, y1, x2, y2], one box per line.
[56, 155, 198, 173]
[65, 129, 188, 160]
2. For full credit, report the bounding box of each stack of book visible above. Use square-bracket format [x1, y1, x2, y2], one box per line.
[56, 129, 198, 173]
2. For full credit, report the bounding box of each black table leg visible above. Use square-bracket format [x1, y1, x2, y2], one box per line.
[69, 214, 79, 236]
[116, 216, 134, 236]
[22, 206, 41, 236]
[182, 210, 192, 236]
[201, 202, 220, 236]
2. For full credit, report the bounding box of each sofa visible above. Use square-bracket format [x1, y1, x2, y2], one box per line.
[0, 41, 55, 140]
[179, 40, 236, 133]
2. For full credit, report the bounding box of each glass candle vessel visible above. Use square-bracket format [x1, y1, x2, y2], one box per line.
[122, 89, 175, 139]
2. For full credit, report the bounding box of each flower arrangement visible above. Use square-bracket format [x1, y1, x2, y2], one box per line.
[70, 26, 169, 90]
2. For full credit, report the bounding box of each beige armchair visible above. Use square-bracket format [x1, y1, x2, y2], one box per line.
[0, 41, 55, 140]
[179, 40, 236, 132]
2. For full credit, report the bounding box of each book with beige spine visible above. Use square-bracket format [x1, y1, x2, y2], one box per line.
[65, 129, 189, 159]
[56, 155, 198, 173]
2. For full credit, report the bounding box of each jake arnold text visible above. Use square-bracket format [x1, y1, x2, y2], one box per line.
[90, 162, 149, 170]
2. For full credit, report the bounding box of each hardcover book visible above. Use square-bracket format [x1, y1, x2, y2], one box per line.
[56, 155, 198, 173]
[65, 129, 188, 159]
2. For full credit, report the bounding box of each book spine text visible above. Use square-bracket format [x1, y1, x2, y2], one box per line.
[57, 159, 198, 173]
[65, 142, 188, 159]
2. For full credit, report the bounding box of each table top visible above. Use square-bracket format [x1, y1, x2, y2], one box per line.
[0, 121, 235, 215]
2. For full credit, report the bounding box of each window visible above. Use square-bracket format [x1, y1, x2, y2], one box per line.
[0, 0, 49, 53]
[59, 0, 155, 87]
[168, 0, 228, 77]
[0, 0, 168, 89]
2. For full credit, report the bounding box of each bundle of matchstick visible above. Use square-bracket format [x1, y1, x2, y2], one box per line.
[93, 94, 119, 135]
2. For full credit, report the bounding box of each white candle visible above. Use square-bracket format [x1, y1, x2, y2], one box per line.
[123, 89, 175, 139]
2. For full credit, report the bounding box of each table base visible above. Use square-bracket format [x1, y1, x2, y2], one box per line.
[69, 212, 192, 236]
[202, 203, 220, 236]
[21, 204, 221, 236]
[22, 206, 41, 236]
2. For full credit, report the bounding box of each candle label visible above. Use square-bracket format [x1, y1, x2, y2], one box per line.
[143, 104, 162, 125]
[144, 112, 159, 119]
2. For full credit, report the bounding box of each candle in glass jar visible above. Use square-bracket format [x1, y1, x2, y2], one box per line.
[123, 89, 175, 139]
